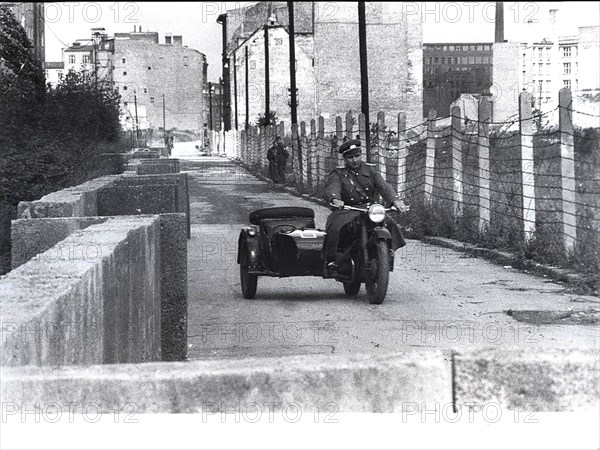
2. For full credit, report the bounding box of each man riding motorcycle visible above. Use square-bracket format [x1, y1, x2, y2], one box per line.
[322, 139, 409, 275]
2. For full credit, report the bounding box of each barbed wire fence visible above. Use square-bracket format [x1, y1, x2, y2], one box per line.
[219, 88, 599, 274]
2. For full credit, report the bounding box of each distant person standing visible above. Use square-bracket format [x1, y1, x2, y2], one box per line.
[267, 136, 280, 183]
[276, 137, 289, 183]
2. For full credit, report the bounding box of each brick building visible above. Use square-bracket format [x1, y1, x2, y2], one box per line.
[422, 43, 493, 117]
[223, 1, 423, 130]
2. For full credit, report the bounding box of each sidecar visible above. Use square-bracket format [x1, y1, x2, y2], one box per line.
[237, 207, 327, 298]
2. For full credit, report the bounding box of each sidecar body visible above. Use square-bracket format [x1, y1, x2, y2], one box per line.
[237, 207, 327, 278]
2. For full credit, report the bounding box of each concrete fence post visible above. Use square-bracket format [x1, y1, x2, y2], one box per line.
[559, 88, 576, 252]
[346, 110, 354, 140]
[336, 116, 344, 167]
[310, 119, 317, 188]
[451, 105, 464, 215]
[425, 109, 437, 201]
[377, 111, 386, 176]
[358, 113, 367, 166]
[318, 116, 326, 185]
[300, 121, 308, 186]
[477, 100, 492, 232]
[519, 92, 536, 241]
[396, 112, 407, 197]
[291, 123, 299, 182]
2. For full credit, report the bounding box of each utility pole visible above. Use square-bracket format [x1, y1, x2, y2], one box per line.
[162, 94, 166, 142]
[219, 77, 223, 131]
[217, 14, 231, 131]
[358, 2, 371, 161]
[287, 1, 298, 125]
[233, 51, 238, 130]
[245, 46, 249, 129]
[209, 81, 213, 130]
[264, 23, 270, 122]
[133, 89, 140, 142]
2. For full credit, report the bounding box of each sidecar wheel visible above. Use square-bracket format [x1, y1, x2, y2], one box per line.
[365, 240, 390, 305]
[240, 264, 258, 299]
[343, 281, 361, 296]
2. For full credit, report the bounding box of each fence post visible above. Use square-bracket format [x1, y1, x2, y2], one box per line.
[346, 110, 354, 140]
[518, 92, 536, 241]
[477, 99, 491, 232]
[451, 105, 463, 214]
[377, 111, 386, 175]
[310, 119, 317, 188]
[318, 116, 326, 185]
[300, 121, 308, 186]
[291, 123, 299, 183]
[358, 113, 367, 164]
[425, 109, 436, 200]
[396, 112, 407, 197]
[336, 116, 344, 167]
[559, 88, 576, 252]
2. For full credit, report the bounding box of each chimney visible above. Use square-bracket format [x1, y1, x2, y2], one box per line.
[495, 2, 504, 43]
[133, 25, 136, 32]
[173, 35, 183, 46]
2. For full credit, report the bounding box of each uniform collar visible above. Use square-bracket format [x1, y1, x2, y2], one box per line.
[346, 162, 370, 176]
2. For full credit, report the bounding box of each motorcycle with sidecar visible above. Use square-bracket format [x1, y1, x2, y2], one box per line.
[237, 203, 400, 304]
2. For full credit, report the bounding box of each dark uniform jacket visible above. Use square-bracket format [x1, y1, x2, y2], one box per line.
[322, 162, 406, 260]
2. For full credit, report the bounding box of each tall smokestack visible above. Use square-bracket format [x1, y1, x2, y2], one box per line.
[495, 2, 504, 43]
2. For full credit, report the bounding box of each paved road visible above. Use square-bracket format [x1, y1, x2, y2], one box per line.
[174, 150, 599, 360]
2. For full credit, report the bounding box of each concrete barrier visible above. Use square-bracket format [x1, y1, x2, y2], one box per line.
[1, 348, 597, 413]
[17, 175, 119, 219]
[454, 348, 600, 412]
[1, 216, 161, 366]
[10, 214, 188, 362]
[0, 352, 452, 413]
[131, 150, 160, 159]
[136, 158, 180, 175]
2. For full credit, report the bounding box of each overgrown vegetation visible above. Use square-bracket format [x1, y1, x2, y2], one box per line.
[0, 6, 127, 274]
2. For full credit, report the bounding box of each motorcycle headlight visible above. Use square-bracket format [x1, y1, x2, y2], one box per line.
[368, 204, 386, 223]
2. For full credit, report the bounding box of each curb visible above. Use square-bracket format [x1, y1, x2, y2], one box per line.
[233, 159, 597, 295]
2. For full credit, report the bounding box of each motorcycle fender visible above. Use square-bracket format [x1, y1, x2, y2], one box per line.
[237, 228, 260, 266]
[371, 227, 392, 242]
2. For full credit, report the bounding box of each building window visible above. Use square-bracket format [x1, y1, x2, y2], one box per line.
[462, 45, 469, 51]
[538, 64, 543, 75]
[538, 48, 543, 58]
[123, 71, 127, 75]
[165, 36, 172, 44]
[69, 55, 75, 64]
[563, 47, 571, 57]
[564, 80, 571, 88]
[477, 45, 483, 51]
[454, 57, 458, 64]
[122, 58, 126, 63]
[274, 38, 283, 45]
[448, 45, 454, 51]
[123, 86, 128, 90]
[475, 56, 482, 64]
[82, 55, 89, 64]
[150, 97, 155, 103]
[468, 56, 475, 64]
[441, 57, 445, 64]
[546, 97, 551, 102]
[434, 57, 439, 64]
[143, 88, 147, 93]
[124, 102, 128, 107]
[546, 63, 551, 74]
[250, 60, 256, 69]
[563, 63, 571, 74]
[183, 56, 188, 67]
[148, 66, 152, 70]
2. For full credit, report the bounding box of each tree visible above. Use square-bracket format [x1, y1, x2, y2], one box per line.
[256, 110, 278, 128]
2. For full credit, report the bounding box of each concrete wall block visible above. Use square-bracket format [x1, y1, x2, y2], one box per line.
[0, 351, 451, 412]
[1, 216, 162, 366]
[158, 213, 188, 361]
[136, 159, 180, 175]
[454, 348, 600, 411]
[97, 185, 178, 217]
[11, 217, 108, 269]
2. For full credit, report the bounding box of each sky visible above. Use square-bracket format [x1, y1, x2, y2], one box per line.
[42, 1, 600, 81]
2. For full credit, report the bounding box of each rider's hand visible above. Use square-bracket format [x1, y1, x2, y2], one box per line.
[331, 199, 344, 208]
[393, 199, 409, 213]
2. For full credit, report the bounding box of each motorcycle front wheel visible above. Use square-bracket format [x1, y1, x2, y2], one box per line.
[365, 239, 390, 305]
[239, 246, 258, 299]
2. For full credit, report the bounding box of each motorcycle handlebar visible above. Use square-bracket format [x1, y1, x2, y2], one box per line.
[330, 203, 400, 212]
